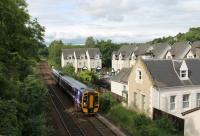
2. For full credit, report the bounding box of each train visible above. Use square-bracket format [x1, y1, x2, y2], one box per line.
[51, 69, 99, 114]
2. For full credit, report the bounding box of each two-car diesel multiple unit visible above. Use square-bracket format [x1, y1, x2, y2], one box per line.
[51, 69, 99, 114]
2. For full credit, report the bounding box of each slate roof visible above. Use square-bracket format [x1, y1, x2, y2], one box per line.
[134, 44, 152, 56]
[143, 59, 200, 88]
[113, 45, 138, 59]
[62, 49, 74, 58]
[170, 42, 191, 59]
[111, 68, 132, 84]
[62, 48, 100, 59]
[87, 48, 101, 59]
[191, 41, 200, 55]
[151, 43, 171, 59]
[74, 48, 87, 59]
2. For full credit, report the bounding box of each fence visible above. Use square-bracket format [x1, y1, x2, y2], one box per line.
[153, 108, 184, 132]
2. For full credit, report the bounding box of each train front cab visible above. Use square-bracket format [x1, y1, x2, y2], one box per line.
[82, 91, 99, 114]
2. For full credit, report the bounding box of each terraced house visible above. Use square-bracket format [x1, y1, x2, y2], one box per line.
[128, 58, 200, 118]
[112, 41, 200, 73]
[61, 48, 102, 72]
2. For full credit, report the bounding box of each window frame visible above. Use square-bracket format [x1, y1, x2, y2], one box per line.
[197, 93, 200, 107]
[180, 70, 187, 78]
[170, 95, 176, 111]
[183, 94, 190, 109]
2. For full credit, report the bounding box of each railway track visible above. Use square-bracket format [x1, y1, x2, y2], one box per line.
[37, 61, 120, 136]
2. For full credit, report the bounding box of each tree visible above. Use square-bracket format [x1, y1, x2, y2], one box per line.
[96, 40, 120, 67]
[48, 40, 64, 68]
[0, 0, 51, 135]
[85, 36, 95, 47]
[150, 27, 200, 44]
[62, 65, 75, 77]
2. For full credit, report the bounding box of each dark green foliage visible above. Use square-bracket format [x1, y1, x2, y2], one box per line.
[100, 92, 118, 113]
[134, 114, 151, 128]
[0, 0, 52, 135]
[150, 27, 200, 44]
[48, 40, 64, 69]
[102, 94, 183, 136]
[96, 40, 121, 67]
[155, 116, 177, 133]
[0, 100, 20, 136]
[85, 36, 96, 47]
[62, 65, 75, 76]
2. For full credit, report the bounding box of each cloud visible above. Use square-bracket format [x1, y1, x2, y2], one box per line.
[78, 0, 138, 22]
[26, 0, 200, 44]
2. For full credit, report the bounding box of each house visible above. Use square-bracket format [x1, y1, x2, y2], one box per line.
[112, 43, 171, 73]
[112, 45, 138, 73]
[191, 41, 200, 58]
[128, 58, 200, 118]
[112, 41, 200, 74]
[111, 68, 132, 104]
[182, 107, 200, 136]
[61, 48, 102, 72]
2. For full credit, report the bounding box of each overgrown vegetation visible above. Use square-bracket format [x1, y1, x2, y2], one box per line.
[150, 27, 200, 44]
[0, 0, 52, 135]
[100, 92, 183, 136]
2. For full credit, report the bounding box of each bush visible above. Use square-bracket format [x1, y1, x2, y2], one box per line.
[133, 114, 152, 129]
[100, 92, 118, 113]
[155, 117, 178, 134]
[139, 124, 159, 136]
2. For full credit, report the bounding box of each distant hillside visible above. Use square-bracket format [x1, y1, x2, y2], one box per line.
[149, 27, 200, 44]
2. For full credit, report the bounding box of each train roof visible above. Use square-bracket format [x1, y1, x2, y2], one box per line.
[61, 75, 94, 92]
[52, 68, 60, 75]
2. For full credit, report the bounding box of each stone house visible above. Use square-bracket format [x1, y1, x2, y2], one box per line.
[128, 58, 200, 118]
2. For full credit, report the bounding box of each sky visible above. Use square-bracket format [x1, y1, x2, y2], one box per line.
[26, 0, 200, 44]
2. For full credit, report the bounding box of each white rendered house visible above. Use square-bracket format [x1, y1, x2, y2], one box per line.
[61, 48, 102, 72]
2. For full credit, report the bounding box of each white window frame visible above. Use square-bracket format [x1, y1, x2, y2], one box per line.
[170, 96, 176, 111]
[197, 93, 200, 107]
[183, 94, 190, 109]
[180, 70, 187, 78]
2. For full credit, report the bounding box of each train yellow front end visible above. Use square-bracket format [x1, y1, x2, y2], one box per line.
[82, 91, 99, 114]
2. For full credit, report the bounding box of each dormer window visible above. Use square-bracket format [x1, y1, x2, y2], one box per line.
[95, 55, 99, 59]
[180, 70, 187, 78]
[180, 60, 188, 80]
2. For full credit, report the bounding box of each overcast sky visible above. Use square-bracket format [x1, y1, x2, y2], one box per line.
[26, 0, 200, 44]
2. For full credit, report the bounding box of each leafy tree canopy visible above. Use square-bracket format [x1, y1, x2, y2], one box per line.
[150, 27, 200, 44]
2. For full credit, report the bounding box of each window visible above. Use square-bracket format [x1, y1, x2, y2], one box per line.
[183, 94, 190, 108]
[136, 70, 142, 80]
[170, 96, 176, 111]
[95, 55, 99, 59]
[180, 70, 187, 78]
[141, 95, 145, 110]
[123, 85, 126, 91]
[167, 56, 172, 59]
[197, 93, 200, 107]
[134, 92, 137, 106]
[122, 91, 128, 102]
